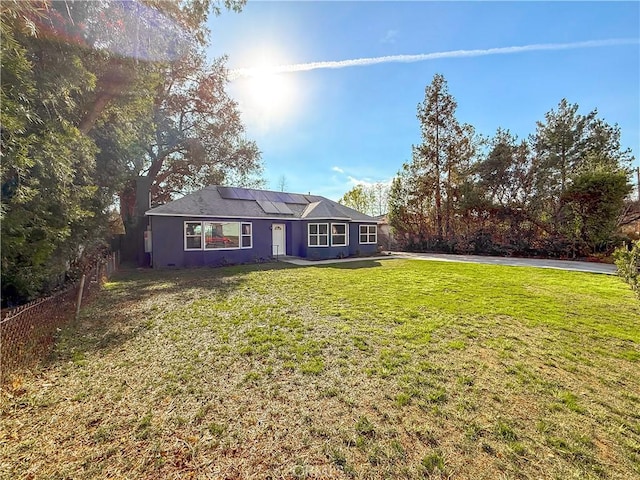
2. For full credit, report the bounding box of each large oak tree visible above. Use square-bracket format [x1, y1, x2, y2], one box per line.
[1, 0, 261, 303]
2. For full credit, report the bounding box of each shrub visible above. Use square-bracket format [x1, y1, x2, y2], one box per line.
[613, 241, 640, 298]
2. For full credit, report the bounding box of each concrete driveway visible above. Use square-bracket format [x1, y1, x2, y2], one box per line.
[280, 252, 617, 274]
[390, 252, 617, 275]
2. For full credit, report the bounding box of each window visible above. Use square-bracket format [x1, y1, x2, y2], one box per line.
[331, 223, 347, 246]
[184, 221, 251, 250]
[204, 222, 239, 249]
[185, 222, 202, 250]
[359, 225, 377, 244]
[308, 223, 329, 247]
[241, 223, 252, 248]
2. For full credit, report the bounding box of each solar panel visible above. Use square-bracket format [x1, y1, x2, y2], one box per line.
[217, 186, 238, 199]
[266, 192, 308, 204]
[257, 200, 280, 214]
[274, 202, 293, 214]
[261, 191, 277, 202]
[287, 194, 309, 204]
[253, 191, 269, 201]
[218, 186, 257, 200]
[219, 187, 309, 205]
[235, 188, 255, 200]
[256, 200, 295, 215]
[271, 192, 287, 202]
[218, 187, 263, 200]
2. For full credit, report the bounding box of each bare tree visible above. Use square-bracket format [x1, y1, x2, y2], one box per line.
[277, 175, 288, 192]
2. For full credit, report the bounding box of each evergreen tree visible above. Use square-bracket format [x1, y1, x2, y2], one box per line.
[560, 170, 632, 255]
[402, 73, 475, 242]
[532, 99, 634, 241]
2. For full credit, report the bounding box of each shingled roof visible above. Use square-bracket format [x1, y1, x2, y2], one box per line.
[145, 186, 377, 222]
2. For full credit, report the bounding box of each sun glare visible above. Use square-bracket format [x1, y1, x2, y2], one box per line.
[246, 68, 292, 115]
[231, 49, 300, 131]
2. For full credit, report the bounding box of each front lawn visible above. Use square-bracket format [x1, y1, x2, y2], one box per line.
[2, 260, 639, 479]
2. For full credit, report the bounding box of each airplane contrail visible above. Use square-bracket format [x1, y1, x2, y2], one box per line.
[229, 38, 638, 79]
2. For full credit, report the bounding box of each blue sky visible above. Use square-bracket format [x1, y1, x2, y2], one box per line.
[207, 1, 639, 200]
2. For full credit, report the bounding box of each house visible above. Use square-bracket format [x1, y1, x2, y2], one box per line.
[144, 186, 380, 268]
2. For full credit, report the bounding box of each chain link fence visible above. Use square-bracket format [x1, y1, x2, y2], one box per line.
[1, 252, 119, 385]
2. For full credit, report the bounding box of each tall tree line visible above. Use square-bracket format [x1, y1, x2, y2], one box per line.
[389, 74, 635, 257]
[1, 0, 262, 305]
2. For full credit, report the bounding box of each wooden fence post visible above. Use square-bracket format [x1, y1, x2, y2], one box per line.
[75, 274, 86, 321]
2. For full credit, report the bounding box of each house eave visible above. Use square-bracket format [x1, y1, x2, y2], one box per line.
[146, 212, 358, 221]
[303, 217, 352, 221]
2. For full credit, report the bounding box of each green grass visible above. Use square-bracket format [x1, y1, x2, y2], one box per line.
[1, 259, 639, 479]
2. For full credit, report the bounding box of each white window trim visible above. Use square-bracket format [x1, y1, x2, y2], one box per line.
[184, 221, 252, 251]
[241, 222, 252, 249]
[185, 221, 203, 251]
[359, 224, 378, 244]
[308, 223, 329, 248]
[331, 223, 348, 247]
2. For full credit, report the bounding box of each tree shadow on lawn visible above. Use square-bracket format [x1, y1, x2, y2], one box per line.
[311, 260, 384, 270]
[47, 259, 387, 368]
[47, 261, 300, 366]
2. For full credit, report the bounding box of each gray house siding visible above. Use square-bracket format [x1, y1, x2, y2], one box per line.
[150, 216, 184, 268]
[303, 219, 346, 260]
[303, 221, 378, 261]
[350, 223, 378, 257]
[146, 187, 380, 268]
[151, 216, 274, 268]
[349, 223, 360, 257]
[150, 216, 379, 268]
[291, 222, 306, 257]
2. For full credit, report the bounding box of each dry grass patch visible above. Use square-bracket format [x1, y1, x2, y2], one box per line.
[1, 260, 639, 479]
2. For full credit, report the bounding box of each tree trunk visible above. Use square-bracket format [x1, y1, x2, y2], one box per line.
[120, 176, 153, 266]
[78, 93, 114, 134]
[434, 103, 443, 239]
[78, 61, 132, 134]
[445, 150, 452, 240]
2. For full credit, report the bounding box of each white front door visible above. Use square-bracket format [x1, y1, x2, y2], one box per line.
[272, 224, 286, 256]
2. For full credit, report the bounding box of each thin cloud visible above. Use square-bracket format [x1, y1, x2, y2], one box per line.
[380, 29, 398, 44]
[347, 175, 366, 185]
[332, 166, 345, 173]
[347, 176, 393, 188]
[229, 38, 638, 79]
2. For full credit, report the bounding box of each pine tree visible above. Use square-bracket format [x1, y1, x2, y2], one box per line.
[406, 74, 475, 241]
